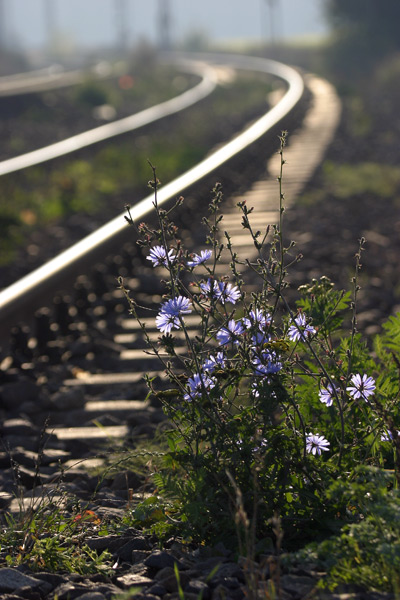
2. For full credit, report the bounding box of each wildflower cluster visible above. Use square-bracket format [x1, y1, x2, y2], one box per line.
[122, 152, 400, 552]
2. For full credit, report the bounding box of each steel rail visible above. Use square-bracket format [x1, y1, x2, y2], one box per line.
[0, 54, 304, 330]
[0, 59, 218, 176]
[0, 62, 121, 97]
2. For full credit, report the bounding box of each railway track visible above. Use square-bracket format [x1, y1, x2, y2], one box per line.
[0, 54, 341, 514]
[0, 62, 121, 97]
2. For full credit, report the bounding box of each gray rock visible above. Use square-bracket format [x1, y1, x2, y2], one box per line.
[74, 593, 107, 600]
[128, 535, 152, 551]
[0, 568, 43, 593]
[158, 571, 191, 593]
[0, 380, 39, 410]
[111, 470, 142, 492]
[116, 572, 153, 588]
[51, 387, 85, 411]
[280, 574, 316, 597]
[210, 563, 245, 584]
[212, 576, 241, 590]
[212, 583, 244, 600]
[154, 567, 175, 581]
[52, 582, 91, 600]
[147, 583, 167, 597]
[29, 571, 66, 590]
[96, 583, 124, 598]
[86, 535, 131, 553]
[195, 556, 226, 573]
[131, 550, 152, 564]
[116, 540, 147, 562]
[164, 594, 199, 600]
[145, 550, 181, 570]
[185, 579, 211, 599]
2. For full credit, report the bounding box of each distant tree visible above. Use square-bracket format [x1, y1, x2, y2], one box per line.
[324, 0, 400, 80]
[326, 0, 400, 53]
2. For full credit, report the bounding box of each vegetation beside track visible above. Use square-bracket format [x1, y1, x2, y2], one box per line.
[0, 66, 277, 271]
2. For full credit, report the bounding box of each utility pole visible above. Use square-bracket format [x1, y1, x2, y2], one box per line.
[115, 0, 129, 53]
[0, 0, 6, 50]
[158, 0, 171, 51]
[44, 0, 56, 50]
[265, 0, 277, 46]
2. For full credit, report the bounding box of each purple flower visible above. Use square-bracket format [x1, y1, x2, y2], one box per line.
[216, 319, 245, 346]
[146, 245, 176, 267]
[346, 374, 376, 402]
[184, 373, 216, 402]
[250, 332, 270, 346]
[215, 282, 241, 305]
[306, 433, 330, 455]
[243, 309, 271, 330]
[187, 249, 212, 267]
[155, 296, 192, 334]
[288, 313, 316, 342]
[252, 351, 282, 376]
[200, 278, 220, 299]
[251, 380, 277, 398]
[381, 429, 398, 442]
[319, 383, 339, 407]
[200, 279, 241, 304]
[202, 352, 226, 373]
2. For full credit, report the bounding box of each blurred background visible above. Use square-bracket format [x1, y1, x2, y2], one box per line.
[1, 0, 400, 330]
[0, 0, 327, 68]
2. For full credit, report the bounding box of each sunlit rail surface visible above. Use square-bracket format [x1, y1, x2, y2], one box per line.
[0, 53, 304, 334]
[0, 62, 120, 97]
[0, 58, 218, 176]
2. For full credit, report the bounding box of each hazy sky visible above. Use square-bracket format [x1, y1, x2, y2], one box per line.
[3, 0, 328, 51]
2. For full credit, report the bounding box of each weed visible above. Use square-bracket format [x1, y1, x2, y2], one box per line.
[120, 135, 400, 591]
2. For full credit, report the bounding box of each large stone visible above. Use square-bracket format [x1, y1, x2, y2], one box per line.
[0, 380, 39, 410]
[52, 582, 91, 600]
[280, 574, 316, 598]
[145, 550, 181, 570]
[74, 593, 107, 600]
[110, 470, 142, 492]
[185, 579, 211, 599]
[115, 573, 153, 588]
[51, 387, 85, 411]
[0, 569, 43, 593]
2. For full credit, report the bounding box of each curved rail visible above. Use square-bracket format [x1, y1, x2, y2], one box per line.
[0, 54, 304, 330]
[0, 61, 120, 97]
[0, 59, 218, 176]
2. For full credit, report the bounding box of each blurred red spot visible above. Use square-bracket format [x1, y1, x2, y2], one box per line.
[119, 75, 134, 89]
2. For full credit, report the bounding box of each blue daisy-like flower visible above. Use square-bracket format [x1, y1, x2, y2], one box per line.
[346, 373, 376, 402]
[187, 249, 212, 267]
[252, 350, 282, 376]
[319, 383, 339, 407]
[184, 373, 216, 402]
[200, 279, 241, 304]
[215, 282, 241, 305]
[199, 278, 220, 299]
[155, 296, 192, 334]
[243, 309, 271, 330]
[381, 429, 398, 442]
[146, 245, 176, 267]
[306, 433, 330, 455]
[216, 319, 245, 346]
[202, 352, 226, 373]
[288, 313, 316, 342]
